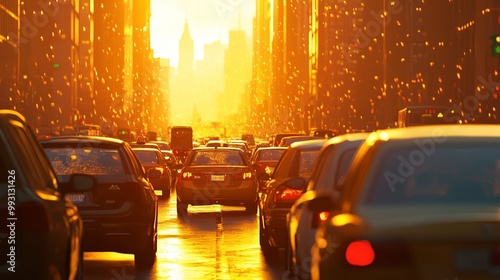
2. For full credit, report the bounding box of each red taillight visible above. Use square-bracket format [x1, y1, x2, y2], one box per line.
[311, 211, 330, 228]
[345, 240, 375, 266]
[181, 171, 193, 180]
[18, 201, 51, 231]
[173, 149, 179, 155]
[274, 188, 303, 202]
[234, 172, 252, 181]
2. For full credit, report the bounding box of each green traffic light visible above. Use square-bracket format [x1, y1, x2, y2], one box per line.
[490, 33, 500, 56]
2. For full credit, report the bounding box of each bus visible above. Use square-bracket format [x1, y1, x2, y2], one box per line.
[397, 106, 461, 128]
[170, 126, 193, 162]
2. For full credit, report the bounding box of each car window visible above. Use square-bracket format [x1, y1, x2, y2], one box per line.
[334, 149, 358, 188]
[135, 150, 161, 165]
[258, 149, 285, 161]
[297, 150, 320, 178]
[272, 149, 296, 178]
[190, 150, 245, 166]
[45, 146, 125, 176]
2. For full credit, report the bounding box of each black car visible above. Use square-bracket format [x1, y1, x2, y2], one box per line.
[39, 136, 159, 269]
[0, 110, 95, 280]
[259, 139, 326, 258]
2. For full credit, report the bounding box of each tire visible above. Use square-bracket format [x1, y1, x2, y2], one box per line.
[259, 215, 279, 260]
[134, 227, 157, 269]
[176, 197, 188, 216]
[75, 245, 84, 280]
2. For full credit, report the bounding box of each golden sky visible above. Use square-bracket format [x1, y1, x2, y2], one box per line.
[150, 0, 255, 66]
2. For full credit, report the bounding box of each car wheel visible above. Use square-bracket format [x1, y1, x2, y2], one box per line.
[134, 227, 156, 269]
[245, 201, 258, 215]
[176, 197, 188, 216]
[285, 236, 299, 279]
[259, 216, 278, 259]
[75, 244, 84, 280]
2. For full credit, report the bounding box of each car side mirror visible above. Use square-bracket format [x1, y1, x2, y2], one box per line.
[284, 177, 307, 190]
[307, 195, 336, 212]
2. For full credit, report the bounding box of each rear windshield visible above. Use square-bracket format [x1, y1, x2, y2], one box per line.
[134, 150, 161, 165]
[190, 150, 245, 166]
[44, 147, 125, 176]
[367, 144, 500, 205]
[258, 149, 286, 161]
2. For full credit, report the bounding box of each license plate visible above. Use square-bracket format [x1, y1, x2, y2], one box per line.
[67, 193, 85, 204]
[211, 175, 225, 181]
[454, 249, 490, 271]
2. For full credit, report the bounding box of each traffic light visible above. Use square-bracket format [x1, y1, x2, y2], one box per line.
[491, 33, 500, 56]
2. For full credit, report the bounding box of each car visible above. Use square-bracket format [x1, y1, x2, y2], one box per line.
[258, 139, 326, 259]
[149, 140, 171, 151]
[162, 149, 182, 185]
[279, 135, 316, 147]
[227, 141, 252, 159]
[250, 146, 287, 191]
[39, 136, 159, 269]
[0, 109, 95, 280]
[130, 141, 161, 151]
[310, 124, 500, 280]
[286, 133, 368, 279]
[132, 147, 173, 199]
[205, 139, 228, 147]
[272, 133, 305, 146]
[176, 147, 259, 215]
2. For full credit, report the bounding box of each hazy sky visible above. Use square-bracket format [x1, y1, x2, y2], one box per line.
[150, 0, 255, 67]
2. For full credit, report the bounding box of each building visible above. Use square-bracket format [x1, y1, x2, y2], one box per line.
[0, 0, 20, 109]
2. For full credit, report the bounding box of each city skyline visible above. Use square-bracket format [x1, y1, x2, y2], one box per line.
[150, 0, 255, 66]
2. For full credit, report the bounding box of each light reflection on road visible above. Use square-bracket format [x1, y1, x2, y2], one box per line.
[83, 193, 285, 279]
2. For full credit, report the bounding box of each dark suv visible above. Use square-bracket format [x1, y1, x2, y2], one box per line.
[39, 136, 159, 269]
[0, 110, 94, 279]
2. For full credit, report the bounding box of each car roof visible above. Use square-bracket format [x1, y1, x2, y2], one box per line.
[192, 146, 243, 152]
[289, 138, 327, 149]
[255, 146, 288, 151]
[369, 124, 500, 142]
[0, 109, 26, 123]
[131, 147, 162, 153]
[38, 135, 125, 144]
[325, 132, 371, 146]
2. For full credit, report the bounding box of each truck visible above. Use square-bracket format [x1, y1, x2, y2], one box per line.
[170, 126, 193, 163]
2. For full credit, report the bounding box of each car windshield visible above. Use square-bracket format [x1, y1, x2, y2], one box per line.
[367, 144, 500, 205]
[44, 147, 125, 176]
[134, 150, 161, 165]
[257, 149, 285, 161]
[190, 150, 245, 166]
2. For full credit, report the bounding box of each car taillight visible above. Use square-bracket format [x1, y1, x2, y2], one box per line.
[18, 201, 51, 231]
[311, 211, 330, 228]
[234, 172, 252, 180]
[274, 188, 303, 203]
[181, 171, 193, 180]
[345, 240, 375, 266]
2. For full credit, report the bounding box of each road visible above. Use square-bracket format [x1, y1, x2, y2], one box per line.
[82, 190, 288, 280]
